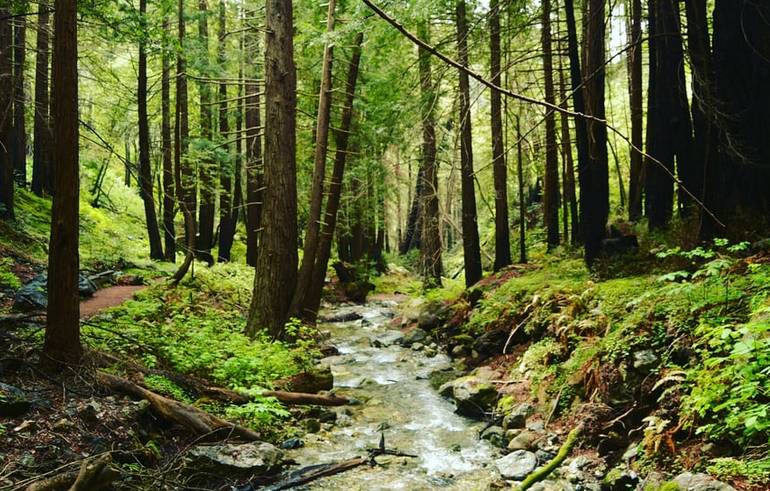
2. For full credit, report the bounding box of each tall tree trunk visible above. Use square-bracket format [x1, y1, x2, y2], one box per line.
[490, 0, 510, 271]
[0, 7, 13, 220]
[44, 0, 80, 363]
[302, 33, 363, 323]
[197, 0, 215, 265]
[217, 0, 235, 262]
[645, 0, 693, 229]
[542, 0, 560, 249]
[558, 60, 578, 245]
[161, 16, 176, 261]
[418, 23, 442, 288]
[456, 0, 482, 287]
[400, 164, 424, 253]
[174, 0, 196, 280]
[138, 0, 164, 260]
[244, 25, 262, 267]
[31, 0, 51, 197]
[232, 21, 243, 233]
[291, 0, 337, 317]
[13, 8, 27, 187]
[626, 0, 643, 221]
[246, 0, 298, 339]
[564, 0, 588, 244]
[581, 0, 609, 265]
[516, 115, 526, 263]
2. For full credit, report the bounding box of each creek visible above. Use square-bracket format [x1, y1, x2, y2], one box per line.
[284, 300, 498, 490]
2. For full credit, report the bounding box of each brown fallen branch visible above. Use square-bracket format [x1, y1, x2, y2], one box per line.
[96, 371, 261, 441]
[262, 390, 350, 407]
[25, 454, 118, 491]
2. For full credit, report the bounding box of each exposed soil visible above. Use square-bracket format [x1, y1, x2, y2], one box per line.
[80, 285, 145, 318]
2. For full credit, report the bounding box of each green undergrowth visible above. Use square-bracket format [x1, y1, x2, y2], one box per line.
[82, 264, 317, 431]
[444, 242, 770, 480]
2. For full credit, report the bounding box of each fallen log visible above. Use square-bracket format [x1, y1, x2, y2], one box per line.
[261, 457, 369, 491]
[25, 454, 118, 491]
[262, 390, 350, 407]
[96, 371, 261, 441]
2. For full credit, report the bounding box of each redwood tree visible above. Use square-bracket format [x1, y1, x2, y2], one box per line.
[246, 0, 298, 338]
[44, 0, 81, 363]
[32, 0, 52, 197]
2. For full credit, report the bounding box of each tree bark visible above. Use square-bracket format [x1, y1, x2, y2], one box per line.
[31, 0, 51, 197]
[542, 0, 560, 250]
[626, 0, 643, 221]
[302, 32, 364, 323]
[418, 23, 443, 288]
[246, 0, 298, 339]
[456, 0, 482, 287]
[563, 0, 588, 245]
[291, 0, 337, 317]
[197, 0, 215, 265]
[232, 18, 244, 235]
[516, 115, 526, 263]
[244, 25, 263, 268]
[161, 17, 176, 261]
[0, 7, 14, 220]
[217, 0, 236, 262]
[558, 61, 578, 245]
[138, 0, 164, 260]
[581, 0, 609, 265]
[12, 8, 27, 187]
[43, 0, 81, 364]
[490, 0, 511, 271]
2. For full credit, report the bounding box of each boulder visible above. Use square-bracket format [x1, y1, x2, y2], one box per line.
[481, 426, 507, 448]
[280, 438, 304, 450]
[473, 328, 511, 358]
[507, 430, 541, 451]
[601, 467, 638, 491]
[186, 442, 283, 477]
[439, 372, 499, 418]
[495, 450, 538, 480]
[13, 273, 97, 311]
[319, 310, 363, 323]
[672, 472, 737, 491]
[503, 403, 535, 430]
[417, 301, 452, 331]
[403, 328, 429, 347]
[400, 298, 427, 325]
[371, 330, 405, 347]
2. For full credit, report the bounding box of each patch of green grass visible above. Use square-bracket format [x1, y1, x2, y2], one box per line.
[707, 456, 770, 484]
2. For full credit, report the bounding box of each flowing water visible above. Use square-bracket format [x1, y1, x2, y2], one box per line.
[285, 300, 498, 490]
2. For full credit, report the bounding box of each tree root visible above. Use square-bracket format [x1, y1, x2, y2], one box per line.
[515, 424, 583, 491]
[25, 454, 118, 491]
[96, 371, 261, 441]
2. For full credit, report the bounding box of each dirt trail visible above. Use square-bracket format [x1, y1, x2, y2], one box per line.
[80, 285, 145, 318]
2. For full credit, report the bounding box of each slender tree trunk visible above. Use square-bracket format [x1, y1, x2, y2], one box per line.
[291, 0, 337, 316]
[244, 25, 262, 267]
[0, 7, 13, 220]
[246, 0, 298, 339]
[558, 61, 578, 245]
[582, 0, 609, 265]
[400, 164, 424, 253]
[31, 0, 51, 197]
[456, 0, 482, 287]
[43, 0, 80, 363]
[490, 0, 510, 271]
[627, 0, 643, 221]
[217, 0, 235, 262]
[138, 0, 164, 260]
[564, 0, 588, 244]
[13, 9, 27, 187]
[161, 17, 176, 261]
[232, 21, 243, 232]
[197, 0, 215, 265]
[302, 33, 364, 323]
[418, 23, 443, 288]
[542, 0, 560, 249]
[516, 115, 526, 263]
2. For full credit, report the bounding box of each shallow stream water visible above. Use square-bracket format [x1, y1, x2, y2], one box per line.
[285, 301, 498, 490]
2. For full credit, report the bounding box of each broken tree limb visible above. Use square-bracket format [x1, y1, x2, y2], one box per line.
[261, 457, 369, 491]
[515, 424, 583, 491]
[96, 371, 261, 441]
[24, 454, 118, 491]
[261, 390, 350, 407]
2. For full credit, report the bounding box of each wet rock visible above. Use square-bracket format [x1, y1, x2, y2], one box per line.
[427, 368, 460, 391]
[280, 438, 304, 450]
[632, 350, 658, 370]
[536, 449, 556, 464]
[600, 466, 638, 491]
[303, 418, 321, 433]
[0, 383, 32, 417]
[186, 442, 283, 477]
[502, 403, 535, 430]
[439, 371, 499, 418]
[496, 450, 537, 480]
[423, 346, 438, 357]
[400, 298, 427, 325]
[371, 330, 405, 347]
[451, 344, 470, 357]
[13, 273, 97, 311]
[417, 301, 451, 331]
[411, 342, 425, 351]
[403, 328, 429, 347]
[472, 328, 510, 358]
[319, 310, 363, 323]
[507, 430, 540, 451]
[481, 426, 507, 448]
[672, 472, 737, 491]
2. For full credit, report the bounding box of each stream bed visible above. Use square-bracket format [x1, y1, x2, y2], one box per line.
[285, 300, 498, 490]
